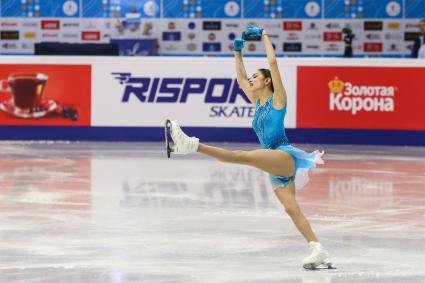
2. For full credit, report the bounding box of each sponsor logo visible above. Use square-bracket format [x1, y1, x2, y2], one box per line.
[1, 22, 19, 27]
[203, 21, 221, 30]
[283, 43, 302, 52]
[2, 42, 19, 49]
[163, 43, 179, 51]
[328, 76, 395, 115]
[23, 32, 37, 39]
[83, 21, 97, 29]
[286, 33, 299, 41]
[404, 32, 420, 41]
[283, 21, 302, 31]
[305, 44, 320, 50]
[365, 33, 381, 40]
[326, 43, 340, 52]
[405, 23, 419, 29]
[323, 32, 342, 41]
[307, 22, 319, 30]
[168, 22, 176, 30]
[0, 31, 19, 40]
[364, 21, 383, 31]
[42, 33, 59, 39]
[186, 43, 197, 51]
[344, 22, 362, 29]
[41, 20, 60, 30]
[248, 43, 256, 52]
[188, 22, 196, 29]
[111, 73, 253, 117]
[22, 21, 39, 28]
[264, 23, 281, 29]
[21, 42, 33, 50]
[62, 33, 79, 39]
[384, 33, 402, 40]
[203, 43, 221, 52]
[188, 32, 196, 40]
[82, 31, 100, 41]
[162, 32, 181, 41]
[387, 44, 399, 52]
[325, 23, 341, 29]
[364, 42, 383, 52]
[387, 22, 400, 29]
[225, 23, 239, 28]
[267, 34, 279, 39]
[62, 22, 80, 28]
[304, 33, 321, 40]
[208, 32, 216, 41]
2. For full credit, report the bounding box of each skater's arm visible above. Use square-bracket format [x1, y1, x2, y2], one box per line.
[262, 30, 287, 108]
[234, 46, 256, 105]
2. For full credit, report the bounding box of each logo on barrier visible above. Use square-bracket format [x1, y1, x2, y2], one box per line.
[297, 66, 425, 130]
[82, 31, 100, 41]
[328, 76, 395, 115]
[41, 20, 60, 30]
[111, 73, 253, 118]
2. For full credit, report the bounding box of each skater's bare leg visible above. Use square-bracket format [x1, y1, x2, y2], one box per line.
[273, 182, 318, 242]
[198, 143, 295, 177]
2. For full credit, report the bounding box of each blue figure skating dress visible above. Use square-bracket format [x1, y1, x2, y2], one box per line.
[252, 96, 324, 190]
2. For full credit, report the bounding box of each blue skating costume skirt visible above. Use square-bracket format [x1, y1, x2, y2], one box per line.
[269, 145, 324, 190]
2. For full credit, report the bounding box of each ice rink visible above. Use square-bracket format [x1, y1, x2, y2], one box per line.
[0, 141, 424, 283]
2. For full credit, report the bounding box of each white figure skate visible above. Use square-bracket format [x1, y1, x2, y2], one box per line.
[302, 242, 335, 270]
[165, 119, 199, 158]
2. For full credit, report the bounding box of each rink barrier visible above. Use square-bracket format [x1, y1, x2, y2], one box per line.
[0, 56, 424, 145]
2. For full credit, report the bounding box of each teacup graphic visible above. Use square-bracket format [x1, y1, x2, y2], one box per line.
[0, 72, 79, 120]
[0, 72, 48, 110]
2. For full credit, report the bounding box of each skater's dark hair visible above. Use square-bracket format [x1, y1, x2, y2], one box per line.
[258, 68, 274, 93]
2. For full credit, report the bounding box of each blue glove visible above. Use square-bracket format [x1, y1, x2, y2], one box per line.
[242, 23, 264, 40]
[233, 38, 245, 51]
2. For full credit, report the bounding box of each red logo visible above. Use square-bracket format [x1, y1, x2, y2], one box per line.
[41, 20, 60, 30]
[364, 43, 383, 52]
[297, 66, 425, 130]
[323, 32, 342, 41]
[81, 31, 100, 41]
[283, 21, 302, 31]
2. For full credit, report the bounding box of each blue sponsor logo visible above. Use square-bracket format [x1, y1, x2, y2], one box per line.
[112, 73, 254, 118]
[202, 43, 221, 52]
[162, 32, 181, 41]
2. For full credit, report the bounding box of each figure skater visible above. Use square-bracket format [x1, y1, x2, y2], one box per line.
[165, 24, 333, 270]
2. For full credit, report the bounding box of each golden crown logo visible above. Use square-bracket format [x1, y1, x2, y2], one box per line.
[328, 76, 344, 93]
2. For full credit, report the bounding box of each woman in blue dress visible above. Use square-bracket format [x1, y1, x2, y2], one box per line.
[166, 24, 332, 270]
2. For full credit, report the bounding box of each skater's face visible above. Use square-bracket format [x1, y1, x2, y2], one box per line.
[248, 70, 272, 92]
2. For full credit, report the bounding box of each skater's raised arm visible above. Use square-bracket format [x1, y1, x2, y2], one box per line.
[262, 29, 287, 108]
[233, 39, 256, 105]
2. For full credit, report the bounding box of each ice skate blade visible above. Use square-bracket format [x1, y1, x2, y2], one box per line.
[164, 119, 173, 158]
[303, 263, 336, 271]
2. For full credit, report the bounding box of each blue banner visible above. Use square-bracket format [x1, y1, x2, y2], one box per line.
[1, 0, 80, 17]
[244, 0, 321, 19]
[82, 0, 160, 18]
[324, 0, 403, 19]
[163, 0, 241, 18]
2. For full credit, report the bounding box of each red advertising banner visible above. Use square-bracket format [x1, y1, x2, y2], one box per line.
[297, 66, 425, 130]
[0, 64, 91, 126]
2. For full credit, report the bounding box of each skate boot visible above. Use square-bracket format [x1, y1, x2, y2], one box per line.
[164, 119, 199, 158]
[302, 241, 334, 270]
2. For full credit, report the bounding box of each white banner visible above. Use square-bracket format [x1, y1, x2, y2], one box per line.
[92, 57, 296, 128]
